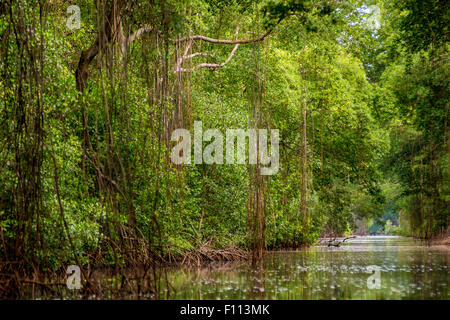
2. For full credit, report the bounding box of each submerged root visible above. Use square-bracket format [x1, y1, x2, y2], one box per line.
[174, 245, 249, 267]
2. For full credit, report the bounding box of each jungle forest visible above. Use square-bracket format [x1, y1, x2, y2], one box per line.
[0, 0, 448, 300]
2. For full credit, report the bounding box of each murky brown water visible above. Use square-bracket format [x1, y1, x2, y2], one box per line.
[160, 236, 449, 300]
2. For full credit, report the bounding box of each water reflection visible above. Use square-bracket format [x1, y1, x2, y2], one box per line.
[162, 236, 449, 300]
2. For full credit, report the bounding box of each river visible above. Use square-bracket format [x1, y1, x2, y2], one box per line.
[160, 236, 449, 299]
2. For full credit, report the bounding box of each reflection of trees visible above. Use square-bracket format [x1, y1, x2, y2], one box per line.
[249, 259, 266, 299]
[162, 242, 449, 299]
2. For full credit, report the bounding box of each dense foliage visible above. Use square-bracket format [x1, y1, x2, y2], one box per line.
[0, 0, 448, 295]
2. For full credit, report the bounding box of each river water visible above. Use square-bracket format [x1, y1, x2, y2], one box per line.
[161, 236, 449, 299]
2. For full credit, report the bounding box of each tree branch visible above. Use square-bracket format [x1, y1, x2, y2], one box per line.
[176, 28, 272, 45]
[183, 52, 215, 60]
[75, 0, 126, 92]
[75, 8, 282, 91]
[123, 24, 153, 53]
[193, 43, 240, 70]
[75, 1, 154, 92]
[175, 27, 242, 72]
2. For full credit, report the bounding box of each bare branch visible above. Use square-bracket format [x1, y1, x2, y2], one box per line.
[128, 24, 153, 44]
[177, 29, 272, 45]
[183, 52, 215, 60]
[195, 43, 240, 70]
[119, 24, 153, 55]
[174, 39, 192, 72]
[176, 27, 241, 72]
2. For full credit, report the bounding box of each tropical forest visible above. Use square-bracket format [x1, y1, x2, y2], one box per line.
[0, 0, 448, 300]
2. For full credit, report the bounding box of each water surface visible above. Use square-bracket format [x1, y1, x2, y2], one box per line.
[161, 236, 449, 299]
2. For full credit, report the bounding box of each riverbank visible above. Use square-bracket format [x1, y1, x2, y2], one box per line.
[429, 235, 450, 246]
[168, 245, 249, 266]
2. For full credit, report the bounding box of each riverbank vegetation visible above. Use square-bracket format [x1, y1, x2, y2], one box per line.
[0, 0, 448, 297]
